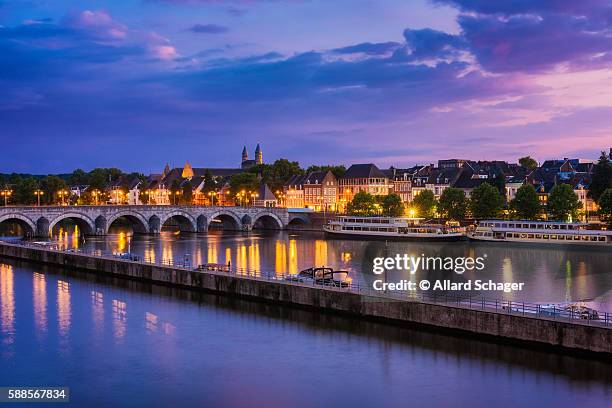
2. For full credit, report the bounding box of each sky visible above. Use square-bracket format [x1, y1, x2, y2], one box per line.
[1, 0, 612, 174]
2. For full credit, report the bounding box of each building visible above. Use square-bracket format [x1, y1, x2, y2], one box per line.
[241, 144, 264, 170]
[283, 175, 305, 208]
[384, 167, 413, 203]
[339, 164, 390, 211]
[254, 183, 277, 207]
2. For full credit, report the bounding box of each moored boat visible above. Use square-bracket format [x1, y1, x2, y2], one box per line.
[286, 267, 351, 287]
[323, 216, 466, 241]
[468, 220, 612, 246]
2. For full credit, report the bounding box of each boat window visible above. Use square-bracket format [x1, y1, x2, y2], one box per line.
[527, 234, 534, 238]
[509, 223, 515, 228]
[535, 234, 542, 239]
[543, 234, 549, 239]
[599, 237, 606, 242]
[529, 224, 536, 229]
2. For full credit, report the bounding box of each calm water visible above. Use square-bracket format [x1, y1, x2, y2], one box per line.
[1, 259, 611, 408]
[27, 224, 611, 311]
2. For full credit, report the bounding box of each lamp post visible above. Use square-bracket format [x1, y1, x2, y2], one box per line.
[58, 189, 69, 206]
[1, 189, 12, 206]
[91, 189, 100, 205]
[34, 190, 44, 206]
[208, 191, 217, 206]
[174, 190, 181, 205]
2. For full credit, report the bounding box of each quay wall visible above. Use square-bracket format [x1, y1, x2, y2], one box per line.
[0, 242, 610, 355]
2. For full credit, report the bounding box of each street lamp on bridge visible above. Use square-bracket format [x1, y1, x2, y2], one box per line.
[1, 189, 12, 206]
[34, 190, 44, 206]
[57, 189, 69, 206]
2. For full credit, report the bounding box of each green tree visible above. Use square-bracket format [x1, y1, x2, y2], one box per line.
[138, 179, 150, 204]
[40, 176, 68, 204]
[347, 191, 377, 216]
[470, 182, 503, 219]
[492, 173, 506, 198]
[438, 188, 468, 220]
[519, 156, 538, 170]
[69, 169, 88, 185]
[252, 159, 303, 192]
[588, 151, 612, 202]
[381, 194, 404, 217]
[169, 180, 182, 205]
[14, 177, 39, 205]
[181, 180, 193, 205]
[412, 190, 437, 219]
[305, 165, 346, 178]
[548, 184, 582, 221]
[229, 173, 260, 205]
[202, 169, 216, 194]
[598, 188, 612, 227]
[510, 184, 541, 220]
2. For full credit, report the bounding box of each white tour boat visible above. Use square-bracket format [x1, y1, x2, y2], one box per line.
[469, 220, 612, 246]
[323, 216, 466, 241]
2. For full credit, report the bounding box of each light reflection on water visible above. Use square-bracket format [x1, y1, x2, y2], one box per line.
[3, 222, 612, 308]
[0, 260, 610, 407]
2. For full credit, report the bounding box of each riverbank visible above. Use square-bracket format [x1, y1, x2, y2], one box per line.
[1, 241, 610, 357]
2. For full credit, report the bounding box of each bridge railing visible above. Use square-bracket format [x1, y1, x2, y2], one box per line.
[2, 239, 610, 329]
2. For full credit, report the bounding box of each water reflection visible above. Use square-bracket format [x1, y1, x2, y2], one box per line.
[57, 280, 71, 337]
[33, 272, 47, 337]
[0, 260, 610, 407]
[0, 263, 14, 346]
[18, 226, 612, 309]
[112, 299, 127, 342]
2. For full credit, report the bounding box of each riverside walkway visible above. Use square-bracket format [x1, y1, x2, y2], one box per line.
[0, 240, 610, 355]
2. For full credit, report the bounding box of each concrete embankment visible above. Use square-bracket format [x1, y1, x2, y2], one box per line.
[1, 241, 610, 356]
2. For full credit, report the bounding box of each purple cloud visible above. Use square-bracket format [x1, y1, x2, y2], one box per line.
[332, 42, 401, 56]
[189, 23, 229, 34]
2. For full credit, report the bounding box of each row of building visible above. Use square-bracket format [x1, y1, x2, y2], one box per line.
[92, 144, 608, 221]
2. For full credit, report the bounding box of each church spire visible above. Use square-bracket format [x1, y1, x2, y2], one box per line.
[242, 145, 248, 163]
[182, 160, 194, 179]
[255, 143, 263, 165]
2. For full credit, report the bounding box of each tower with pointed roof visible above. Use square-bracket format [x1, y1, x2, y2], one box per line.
[162, 163, 171, 178]
[182, 161, 194, 179]
[242, 146, 248, 164]
[255, 143, 263, 165]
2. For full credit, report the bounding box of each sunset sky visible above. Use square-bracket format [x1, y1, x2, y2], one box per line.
[1, 0, 612, 173]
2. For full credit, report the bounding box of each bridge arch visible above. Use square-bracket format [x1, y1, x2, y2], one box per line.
[160, 210, 197, 233]
[252, 212, 284, 230]
[149, 215, 161, 234]
[0, 214, 36, 237]
[106, 211, 149, 234]
[287, 214, 309, 229]
[49, 213, 95, 236]
[209, 210, 241, 230]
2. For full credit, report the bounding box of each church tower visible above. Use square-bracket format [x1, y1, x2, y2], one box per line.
[242, 146, 248, 163]
[182, 161, 194, 179]
[162, 163, 170, 178]
[255, 143, 263, 165]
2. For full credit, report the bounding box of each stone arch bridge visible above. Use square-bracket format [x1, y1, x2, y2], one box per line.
[0, 205, 303, 237]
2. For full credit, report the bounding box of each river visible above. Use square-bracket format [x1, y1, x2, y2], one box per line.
[1, 258, 611, 407]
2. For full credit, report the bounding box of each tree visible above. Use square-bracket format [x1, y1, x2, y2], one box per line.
[519, 156, 538, 170]
[347, 191, 377, 216]
[252, 159, 303, 192]
[181, 180, 193, 205]
[69, 169, 88, 185]
[138, 179, 150, 205]
[438, 188, 468, 220]
[229, 173, 260, 205]
[13, 177, 39, 205]
[470, 182, 503, 219]
[381, 194, 404, 217]
[202, 169, 216, 194]
[588, 151, 612, 202]
[39, 176, 68, 205]
[598, 188, 612, 227]
[492, 173, 506, 198]
[412, 190, 437, 219]
[306, 165, 346, 178]
[510, 184, 541, 220]
[548, 184, 581, 221]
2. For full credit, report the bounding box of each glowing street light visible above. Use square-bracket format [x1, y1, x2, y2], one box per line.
[34, 189, 44, 206]
[91, 189, 101, 205]
[57, 189, 69, 206]
[0, 189, 12, 206]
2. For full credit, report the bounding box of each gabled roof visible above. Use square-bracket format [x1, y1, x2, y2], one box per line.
[258, 183, 277, 201]
[342, 163, 387, 179]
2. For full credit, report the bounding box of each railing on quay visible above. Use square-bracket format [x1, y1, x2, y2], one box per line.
[2, 239, 610, 328]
